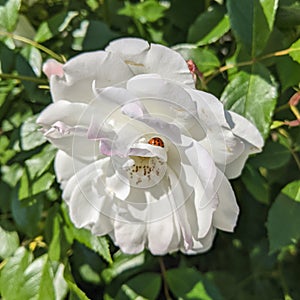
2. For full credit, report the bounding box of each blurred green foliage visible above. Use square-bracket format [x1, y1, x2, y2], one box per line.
[0, 0, 300, 299]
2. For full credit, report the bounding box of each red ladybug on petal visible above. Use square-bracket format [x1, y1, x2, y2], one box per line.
[148, 137, 164, 148]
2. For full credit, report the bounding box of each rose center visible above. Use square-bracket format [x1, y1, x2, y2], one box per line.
[124, 155, 167, 188]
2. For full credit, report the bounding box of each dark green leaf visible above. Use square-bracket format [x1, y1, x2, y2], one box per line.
[276, 4, 300, 28]
[242, 164, 270, 204]
[249, 140, 291, 170]
[276, 56, 300, 91]
[11, 190, 43, 237]
[221, 63, 278, 138]
[227, 0, 278, 56]
[64, 263, 91, 300]
[72, 227, 112, 264]
[267, 180, 300, 253]
[0, 225, 19, 259]
[166, 268, 223, 300]
[188, 5, 230, 45]
[116, 272, 161, 300]
[82, 20, 119, 51]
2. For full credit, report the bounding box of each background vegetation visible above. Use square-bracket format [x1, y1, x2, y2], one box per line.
[0, 0, 300, 299]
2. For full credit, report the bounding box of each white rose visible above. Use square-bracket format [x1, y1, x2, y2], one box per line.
[37, 38, 263, 255]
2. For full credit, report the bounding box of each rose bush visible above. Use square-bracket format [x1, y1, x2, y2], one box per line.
[37, 38, 263, 255]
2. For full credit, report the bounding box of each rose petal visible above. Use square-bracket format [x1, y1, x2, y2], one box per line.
[54, 150, 86, 188]
[49, 51, 134, 103]
[43, 59, 64, 78]
[106, 38, 195, 88]
[213, 170, 239, 231]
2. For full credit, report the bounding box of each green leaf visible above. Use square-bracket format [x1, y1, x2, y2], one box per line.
[188, 5, 230, 45]
[21, 45, 42, 77]
[25, 144, 56, 179]
[119, 0, 167, 23]
[0, 0, 21, 32]
[72, 227, 112, 264]
[249, 140, 291, 170]
[11, 190, 43, 237]
[64, 263, 91, 300]
[173, 44, 220, 73]
[267, 180, 300, 253]
[53, 263, 69, 300]
[102, 251, 145, 284]
[116, 273, 161, 300]
[21, 115, 46, 151]
[1, 163, 23, 187]
[241, 164, 269, 204]
[45, 205, 73, 262]
[276, 56, 300, 91]
[221, 63, 278, 138]
[289, 38, 300, 64]
[19, 171, 55, 200]
[35, 11, 78, 43]
[82, 20, 119, 51]
[166, 268, 224, 300]
[21, 254, 56, 300]
[227, 0, 279, 56]
[0, 247, 33, 300]
[0, 225, 19, 259]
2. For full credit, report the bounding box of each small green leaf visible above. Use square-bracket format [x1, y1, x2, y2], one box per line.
[119, 0, 167, 23]
[221, 63, 278, 138]
[0, 225, 19, 259]
[242, 164, 269, 204]
[227, 0, 279, 56]
[0, 247, 33, 300]
[289, 38, 300, 64]
[21, 45, 42, 77]
[0, 0, 21, 32]
[21, 115, 46, 151]
[188, 5, 230, 45]
[267, 180, 300, 253]
[102, 251, 145, 284]
[166, 268, 223, 300]
[72, 227, 112, 264]
[53, 263, 69, 300]
[116, 272, 161, 300]
[35, 11, 78, 43]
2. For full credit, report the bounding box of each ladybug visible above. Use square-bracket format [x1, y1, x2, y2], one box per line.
[148, 137, 164, 148]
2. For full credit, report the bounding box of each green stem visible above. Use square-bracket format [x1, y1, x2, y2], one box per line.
[205, 46, 300, 84]
[159, 257, 172, 300]
[0, 72, 48, 84]
[0, 31, 65, 63]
